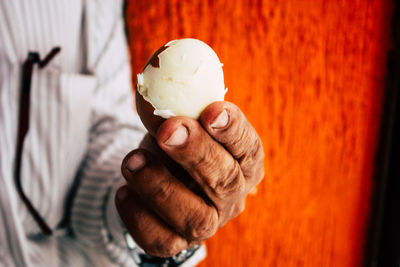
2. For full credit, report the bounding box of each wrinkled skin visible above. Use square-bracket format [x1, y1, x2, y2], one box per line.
[115, 101, 264, 257]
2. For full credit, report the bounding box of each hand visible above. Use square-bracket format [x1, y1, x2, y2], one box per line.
[115, 101, 264, 257]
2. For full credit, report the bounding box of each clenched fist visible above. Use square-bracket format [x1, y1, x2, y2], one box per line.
[115, 101, 264, 257]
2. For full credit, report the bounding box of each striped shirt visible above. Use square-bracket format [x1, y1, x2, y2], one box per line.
[0, 1, 205, 266]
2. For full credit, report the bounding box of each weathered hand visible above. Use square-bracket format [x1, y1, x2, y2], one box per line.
[115, 101, 264, 257]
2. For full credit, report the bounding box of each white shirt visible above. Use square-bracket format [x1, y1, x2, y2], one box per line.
[0, 1, 205, 266]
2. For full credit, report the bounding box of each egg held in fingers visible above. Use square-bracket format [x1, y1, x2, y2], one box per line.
[136, 38, 227, 136]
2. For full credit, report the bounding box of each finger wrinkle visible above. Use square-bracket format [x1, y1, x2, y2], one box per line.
[184, 206, 218, 240]
[149, 233, 187, 257]
[149, 177, 174, 204]
[187, 141, 243, 199]
[212, 161, 245, 200]
[189, 142, 216, 179]
[229, 126, 252, 159]
[239, 138, 264, 178]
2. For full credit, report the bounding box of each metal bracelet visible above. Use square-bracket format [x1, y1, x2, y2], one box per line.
[124, 232, 200, 267]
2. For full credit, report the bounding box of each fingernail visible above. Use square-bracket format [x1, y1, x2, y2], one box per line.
[164, 125, 188, 146]
[117, 187, 129, 201]
[126, 152, 146, 172]
[211, 109, 229, 129]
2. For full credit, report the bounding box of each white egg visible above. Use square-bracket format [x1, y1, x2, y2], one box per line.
[137, 38, 227, 119]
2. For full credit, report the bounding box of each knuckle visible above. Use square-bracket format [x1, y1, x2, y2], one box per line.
[248, 156, 265, 188]
[162, 236, 186, 257]
[185, 208, 218, 240]
[145, 235, 185, 258]
[191, 144, 236, 192]
[191, 143, 213, 172]
[240, 137, 264, 178]
[224, 115, 252, 158]
[150, 178, 173, 203]
[227, 128, 247, 158]
[158, 244, 180, 257]
[246, 135, 264, 162]
[212, 161, 245, 199]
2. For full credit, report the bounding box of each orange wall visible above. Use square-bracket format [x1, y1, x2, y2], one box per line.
[125, 1, 393, 266]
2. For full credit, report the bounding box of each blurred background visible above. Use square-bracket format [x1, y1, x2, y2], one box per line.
[125, 0, 397, 266]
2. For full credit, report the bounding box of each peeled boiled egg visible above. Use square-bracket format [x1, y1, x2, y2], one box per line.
[136, 38, 227, 136]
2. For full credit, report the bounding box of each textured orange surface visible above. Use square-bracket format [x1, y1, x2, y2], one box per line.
[125, 1, 393, 266]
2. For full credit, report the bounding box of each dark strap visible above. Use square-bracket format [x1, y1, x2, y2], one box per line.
[14, 47, 61, 236]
